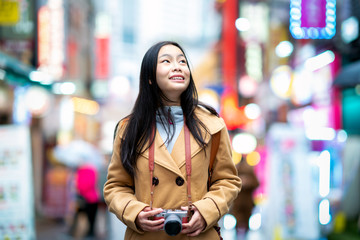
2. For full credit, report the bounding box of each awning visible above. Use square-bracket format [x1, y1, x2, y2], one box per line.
[0, 51, 34, 84]
[0, 51, 56, 90]
[333, 60, 360, 88]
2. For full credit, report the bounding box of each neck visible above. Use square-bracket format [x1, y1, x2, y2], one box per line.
[163, 98, 181, 106]
[162, 92, 181, 105]
[165, 102, 180, 106]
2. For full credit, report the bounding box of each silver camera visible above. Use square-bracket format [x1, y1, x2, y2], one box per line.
[152, 209, 189, 236]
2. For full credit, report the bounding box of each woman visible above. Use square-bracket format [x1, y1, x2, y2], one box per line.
[104, 41, 241, 239]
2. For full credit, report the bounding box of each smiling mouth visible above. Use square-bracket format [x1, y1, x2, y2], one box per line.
[169, 76, 185, 81]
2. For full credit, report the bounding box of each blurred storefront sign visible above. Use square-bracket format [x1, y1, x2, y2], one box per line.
[0, 0, 20, 25]
[239, 2, 269, 43]
[341, 88, 360, 135]
[0, 125, 36, 239]
[0, 0, 35, 69]
[95, 37, 109, 80]
[0, 0, 33, 38]
[301, 0, 327, 28]
[266, 124, 320, 239]
[222, 0, 237, 91]
[245, 42, 263, 82]
[95, 12, 110, 80]
[37, 0, 65, 80]
[290, 0, 336, 39]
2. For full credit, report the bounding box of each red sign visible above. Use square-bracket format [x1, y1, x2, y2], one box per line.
[95, 37, 109, 80]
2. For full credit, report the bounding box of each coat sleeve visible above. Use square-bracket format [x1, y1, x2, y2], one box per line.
[192, 124, 242, 231]
[103, 122, 148, 234]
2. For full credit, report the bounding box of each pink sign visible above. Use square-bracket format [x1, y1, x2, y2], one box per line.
[95, 37, 110, 80]
[301, 0, 326, 28]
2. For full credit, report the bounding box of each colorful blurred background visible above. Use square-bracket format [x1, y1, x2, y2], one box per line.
[1, 0, 360, 239]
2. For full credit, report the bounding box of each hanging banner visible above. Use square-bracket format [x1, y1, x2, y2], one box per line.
[95, 37, 110, 80]
[0, 125, 36, 240]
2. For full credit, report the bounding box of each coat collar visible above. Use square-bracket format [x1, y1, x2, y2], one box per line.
[138, 107, 225, 175]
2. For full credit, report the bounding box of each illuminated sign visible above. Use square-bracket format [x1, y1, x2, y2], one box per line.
[95, 37, 109, 80]
[37, 0, 65, 80]
[94, 13, 110, 80]
[290, 0, 336, 39]
[0, 0, 19, 24]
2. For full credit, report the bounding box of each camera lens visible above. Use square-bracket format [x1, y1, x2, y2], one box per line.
[164, 214, 182, 236]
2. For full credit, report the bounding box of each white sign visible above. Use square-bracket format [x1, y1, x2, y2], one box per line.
[0, 125, 36, 239]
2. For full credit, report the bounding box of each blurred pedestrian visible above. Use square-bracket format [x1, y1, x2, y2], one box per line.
[69, 163, 100, 238]
[229, 157, 259, 239]
[103, 41, 242, 239]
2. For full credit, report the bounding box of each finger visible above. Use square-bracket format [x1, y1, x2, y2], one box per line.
[141, 219, 164, 231]
[146, 221, 164, 230]
[182, 216, 204, 234]
[181, 221, 198, 234]
[142, 208, 163, 218]
[147, 218, 164, 226]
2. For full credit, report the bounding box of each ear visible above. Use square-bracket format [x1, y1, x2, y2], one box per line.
[149, 79, 152, 85]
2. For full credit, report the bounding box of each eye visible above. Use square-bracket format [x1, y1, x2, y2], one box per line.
[179, 59, 187, 64]
[161, 59, 170, 63]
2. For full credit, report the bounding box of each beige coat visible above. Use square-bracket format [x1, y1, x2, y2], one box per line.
[104, 107, 242, 240]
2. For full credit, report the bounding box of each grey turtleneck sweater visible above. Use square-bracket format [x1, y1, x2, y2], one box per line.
[156, 106, 184, 154]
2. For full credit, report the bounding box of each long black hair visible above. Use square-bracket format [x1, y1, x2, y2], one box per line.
[119, 41, 218, 177]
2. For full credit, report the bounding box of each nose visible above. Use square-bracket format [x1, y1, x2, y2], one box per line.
[172, 62, 181, 72]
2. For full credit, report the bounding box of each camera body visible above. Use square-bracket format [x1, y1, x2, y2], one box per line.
[152, 209, 189, 236]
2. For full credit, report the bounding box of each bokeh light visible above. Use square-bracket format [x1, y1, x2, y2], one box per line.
[232, 132, 257, 154]
[246, 151, 261, 166]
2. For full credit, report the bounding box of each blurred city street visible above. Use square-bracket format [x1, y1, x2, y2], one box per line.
[1, 0, 360, 240]
[35, 206, 108, 240]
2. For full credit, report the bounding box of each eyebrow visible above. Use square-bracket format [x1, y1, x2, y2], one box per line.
[158, 53, 185, 58]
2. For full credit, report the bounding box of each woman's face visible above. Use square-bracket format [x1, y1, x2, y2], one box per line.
[156, 44, 190, 105]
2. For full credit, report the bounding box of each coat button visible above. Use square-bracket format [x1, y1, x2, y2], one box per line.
[175, 177, 184, 186]
[152, 177, 159, 186]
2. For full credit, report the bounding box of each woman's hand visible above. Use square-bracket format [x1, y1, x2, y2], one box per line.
[180, 205, 206, 236]
[135, 207, 164, 232]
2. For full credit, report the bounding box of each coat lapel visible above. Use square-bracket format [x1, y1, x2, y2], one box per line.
[171, 125, 211, 169]
[138, 107, 224, 175]
[140, 130, 183, 176]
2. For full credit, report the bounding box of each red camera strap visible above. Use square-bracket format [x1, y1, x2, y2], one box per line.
[184, 123, 192, 208]
[149, 121, 192, 210]
[149, 127, 155, 209]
